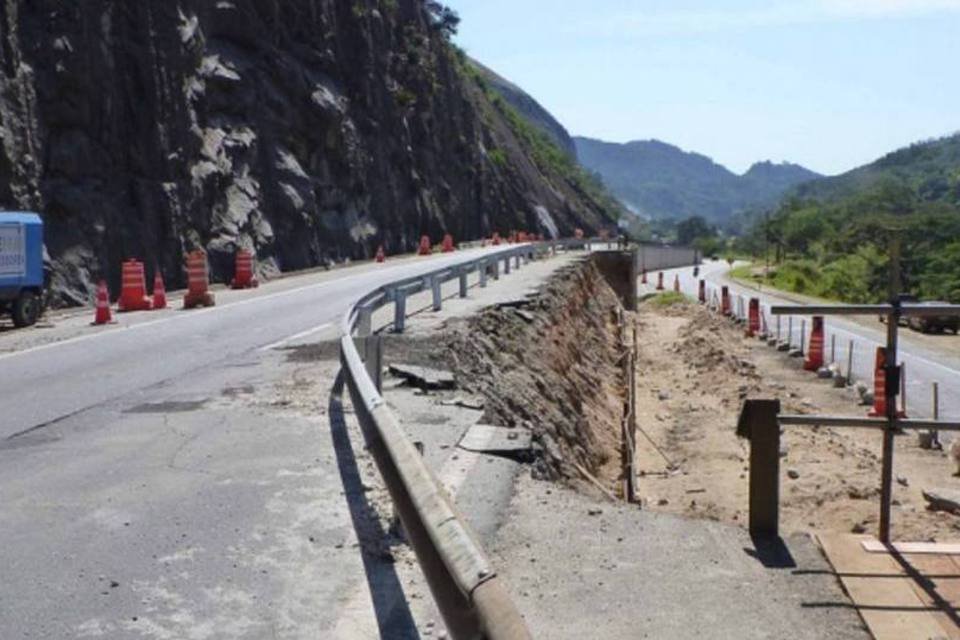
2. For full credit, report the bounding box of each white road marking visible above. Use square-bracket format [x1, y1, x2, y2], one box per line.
[258, 322, 333, 351]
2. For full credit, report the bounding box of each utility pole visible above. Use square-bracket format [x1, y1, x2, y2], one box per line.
[879, 235, 902, 543]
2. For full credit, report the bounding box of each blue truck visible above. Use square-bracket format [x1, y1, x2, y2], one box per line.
[0, 212, 45, 327]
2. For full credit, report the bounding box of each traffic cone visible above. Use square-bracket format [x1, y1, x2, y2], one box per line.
[673, 275, 680, 293]
[441, 234, 455, 253]
[152, 270, 167, 310]
[656, 272, 665, 291]
[117, 259, 153, 312]
[92, 280, 113, 325]
[641, 270, 648, 285]
[721, 286, 731, 316]
[574, 228, 585, 239]
[492, 232, 501, 246]
[183, 249, 215, 309]
[698, 279, 706, 304]
[868, 347, 906, 418]
[803, 316, 825, 371]
[375, 245, 386, 263]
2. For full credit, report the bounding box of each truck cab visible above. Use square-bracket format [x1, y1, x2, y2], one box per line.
[0, 212, 45, 327]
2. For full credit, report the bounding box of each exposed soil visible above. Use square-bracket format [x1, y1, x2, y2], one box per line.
[633, 298, 960, 541]
[443, 259, 628, 495]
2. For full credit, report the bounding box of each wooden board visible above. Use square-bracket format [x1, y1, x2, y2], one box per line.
[863, 540, 960, 555]
[817, 533, 953, 640]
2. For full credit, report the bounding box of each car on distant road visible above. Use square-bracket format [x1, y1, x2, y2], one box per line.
[907, 301, 960, 334]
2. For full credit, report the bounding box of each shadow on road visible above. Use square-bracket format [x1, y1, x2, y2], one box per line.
[328, 371, 420, 639]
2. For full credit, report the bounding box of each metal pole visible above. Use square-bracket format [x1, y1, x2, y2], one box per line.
[879, 237, 902, 544]
[830, 334, 836, 364]
[800, 319, 806, 355]
[787, 316, 793, 345]
[777, 315, 782, 342]
[900, 361, 907, 415]
[847, 339, 854, 384]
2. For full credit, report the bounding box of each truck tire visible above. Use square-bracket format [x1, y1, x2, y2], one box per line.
[12, 290, 40, 328]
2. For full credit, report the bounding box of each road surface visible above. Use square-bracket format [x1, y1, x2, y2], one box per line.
[0, 245, 531, 639]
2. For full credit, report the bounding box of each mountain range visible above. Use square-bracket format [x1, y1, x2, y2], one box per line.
[574, 137, 821, 223]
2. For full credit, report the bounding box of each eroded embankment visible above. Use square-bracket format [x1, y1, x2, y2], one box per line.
[442, 257, 628, 495]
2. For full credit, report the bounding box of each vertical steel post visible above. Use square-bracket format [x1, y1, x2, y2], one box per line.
[431, 277, 442, 312]
[830, 334, 836, 364]
[459, 268, 468, 298]
[479, 261, 488, 288]
[800, 319, 806, 355]
[879, 235, 903, 544]
[847, 339, 855, 384]
[394, 290, 407, 333]
[503, 255, 511, 275]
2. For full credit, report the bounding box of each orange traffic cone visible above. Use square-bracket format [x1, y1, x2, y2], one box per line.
[721, 286, 731, 316]
[375, 245, 386, 263]
[152, 270, 167, 310]
[441, 234, 455, 253]
[492, 232, 502, 246]
[656, 272, 665, 291]
[230, 249, 258, 289]
[92, 280, 114, 325]
[673, 275, 680, 293]
[698, 280, 706, 304]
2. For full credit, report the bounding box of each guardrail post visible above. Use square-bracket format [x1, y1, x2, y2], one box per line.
[394, 290, 407, 333]
[357, 306, 372, 337]
[364, 335, 383, 393]
[431, 276, 442, 312]
[515, 254, 521, 269]
[479, 261, 488, 288]
[737, 399, 782, 537]
[458, 267, 469, 298]
[492, 259, 500, 280]
[503, 255, 511, 275]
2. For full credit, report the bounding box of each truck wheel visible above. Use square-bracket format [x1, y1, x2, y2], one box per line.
[12, 290, 40, 328]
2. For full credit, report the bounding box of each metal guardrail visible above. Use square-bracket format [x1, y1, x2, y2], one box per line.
[338, 238, 598, 639]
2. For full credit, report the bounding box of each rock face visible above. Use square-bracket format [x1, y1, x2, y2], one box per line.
[0, 1, 617, 304]
[470, 59, 576, 159]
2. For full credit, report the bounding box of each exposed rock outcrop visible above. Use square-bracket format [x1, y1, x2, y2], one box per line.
[0, 0, 618, 304]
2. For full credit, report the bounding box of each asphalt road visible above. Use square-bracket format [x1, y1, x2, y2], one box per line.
[0, 247, 514, 440]
[652, 260, 960, 423]
[0, 245, 525, 639]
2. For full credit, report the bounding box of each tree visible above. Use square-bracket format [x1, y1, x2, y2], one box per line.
[426, 1, 460, 37]
[675, 215, 714, 245]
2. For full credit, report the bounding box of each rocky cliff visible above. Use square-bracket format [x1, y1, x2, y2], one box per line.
[0, 0, 618, 304]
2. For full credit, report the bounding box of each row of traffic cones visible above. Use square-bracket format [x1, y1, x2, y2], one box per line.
[92, 249, 229, 325]
[697, 279, 905, 419]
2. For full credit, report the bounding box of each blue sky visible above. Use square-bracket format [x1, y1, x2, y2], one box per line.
[447, 0, 960, 176]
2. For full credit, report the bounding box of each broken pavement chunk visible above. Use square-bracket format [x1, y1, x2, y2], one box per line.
[388, 364, 456, 390]
[923, 488, 960, 514]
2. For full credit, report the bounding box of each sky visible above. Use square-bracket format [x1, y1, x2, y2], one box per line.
[447, 0, 960, 176]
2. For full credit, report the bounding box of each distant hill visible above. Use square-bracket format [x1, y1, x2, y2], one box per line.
[792, 132, 960, 205]
[574, 137, 821, 222]
[472, 60, 577, 158]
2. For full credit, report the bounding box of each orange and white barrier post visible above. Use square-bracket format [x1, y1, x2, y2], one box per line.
[746, 298, 760, 337]
[230, 249, 258, 289]
[656, 272, 665, 291]
[868, 347, 906, 418]
[418, 235, 432, 256]
[698, 279, 706, 304]
[721, 286, 731, 316]
[183, 249, 216, 309]
[117, 259, 153, 312]
[803, 316, 825, 371]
